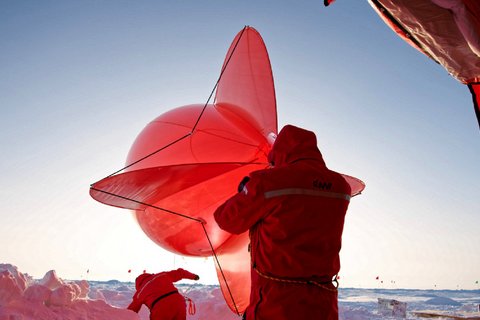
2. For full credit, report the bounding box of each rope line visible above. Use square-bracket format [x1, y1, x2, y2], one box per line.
[90, 187, 202, 223]
[254, 266, 338, 293]
[191, 25, 248, 132]
[101, 133, 192, 180]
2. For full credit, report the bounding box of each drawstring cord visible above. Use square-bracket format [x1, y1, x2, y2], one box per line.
[185, 296, 196, 315]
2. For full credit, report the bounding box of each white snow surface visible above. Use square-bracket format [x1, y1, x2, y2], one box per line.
[1, 264, 479, 320]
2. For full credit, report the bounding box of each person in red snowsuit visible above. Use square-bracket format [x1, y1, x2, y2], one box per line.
[127, 268, 199, 320]
[214, 125, 352, 320]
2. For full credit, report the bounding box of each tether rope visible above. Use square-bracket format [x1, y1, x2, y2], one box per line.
[200, 223, 240, 315]
[90, 26, 249, 316]
[253, 266, 338, 293]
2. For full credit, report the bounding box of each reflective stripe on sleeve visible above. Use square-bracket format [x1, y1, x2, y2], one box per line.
[264, 188, 351, 201]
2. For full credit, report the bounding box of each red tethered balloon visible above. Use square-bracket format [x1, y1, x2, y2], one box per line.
[90, 26, 365, 314]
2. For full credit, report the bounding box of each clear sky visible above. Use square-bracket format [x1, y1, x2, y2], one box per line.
[1, 1, 479, 290]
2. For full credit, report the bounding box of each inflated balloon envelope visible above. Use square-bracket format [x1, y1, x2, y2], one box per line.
[90, 26, 365, 315]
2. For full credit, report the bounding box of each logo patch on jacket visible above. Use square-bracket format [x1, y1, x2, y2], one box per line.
[313, 179, 332, 190]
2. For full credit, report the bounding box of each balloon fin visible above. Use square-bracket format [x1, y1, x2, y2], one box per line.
[214, 233, 251, 315]
[90, 162, 266, 256]
[341, 174, 366, 197]
[215, 26, 277, 139]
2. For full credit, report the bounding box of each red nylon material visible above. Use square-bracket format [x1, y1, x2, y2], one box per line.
[369, 0, 428, 58]
[215, 27, 277, 138]
[341, 174, 366, 197]
[125, 104, 270, 171]
[365, 0, 480, 128]
[368, 0, 480, 83]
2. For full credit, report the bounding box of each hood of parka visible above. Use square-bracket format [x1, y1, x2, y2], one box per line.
[267, 125, 326, 168]
[135, 273, 152, 290]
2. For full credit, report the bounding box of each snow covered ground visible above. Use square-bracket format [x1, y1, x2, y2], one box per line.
[1, 264, 479, 320]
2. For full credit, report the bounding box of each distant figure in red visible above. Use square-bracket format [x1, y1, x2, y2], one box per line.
[214, 125, 352, 320]
[127, 268, 199, 320]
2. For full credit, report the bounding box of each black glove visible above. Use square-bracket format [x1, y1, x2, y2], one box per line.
[194, 275, 200, 281]
[237, 176, 250, 193]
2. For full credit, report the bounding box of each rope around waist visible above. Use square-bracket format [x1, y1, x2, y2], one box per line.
[150, 290, 179, 310]
[253, 266, 338, 293]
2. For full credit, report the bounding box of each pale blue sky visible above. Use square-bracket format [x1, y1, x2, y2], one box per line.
[1, 1, 479, 289]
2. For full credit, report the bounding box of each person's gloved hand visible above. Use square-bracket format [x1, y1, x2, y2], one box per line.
[194, 275, 200, 281]
[237, 176, 250, 193]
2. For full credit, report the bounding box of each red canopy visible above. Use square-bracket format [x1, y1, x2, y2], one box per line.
[326, 0, 480, 128]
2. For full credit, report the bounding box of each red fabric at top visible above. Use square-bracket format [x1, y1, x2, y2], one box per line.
[463, 0, 480, 30]
[214, 125, 354, 320]
[368, 0, 429, 58]
[368, 0, 480, 83]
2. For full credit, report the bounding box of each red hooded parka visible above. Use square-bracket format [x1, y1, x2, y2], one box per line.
[127, 268, 198, 320]
[214, 125, 351, 320]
